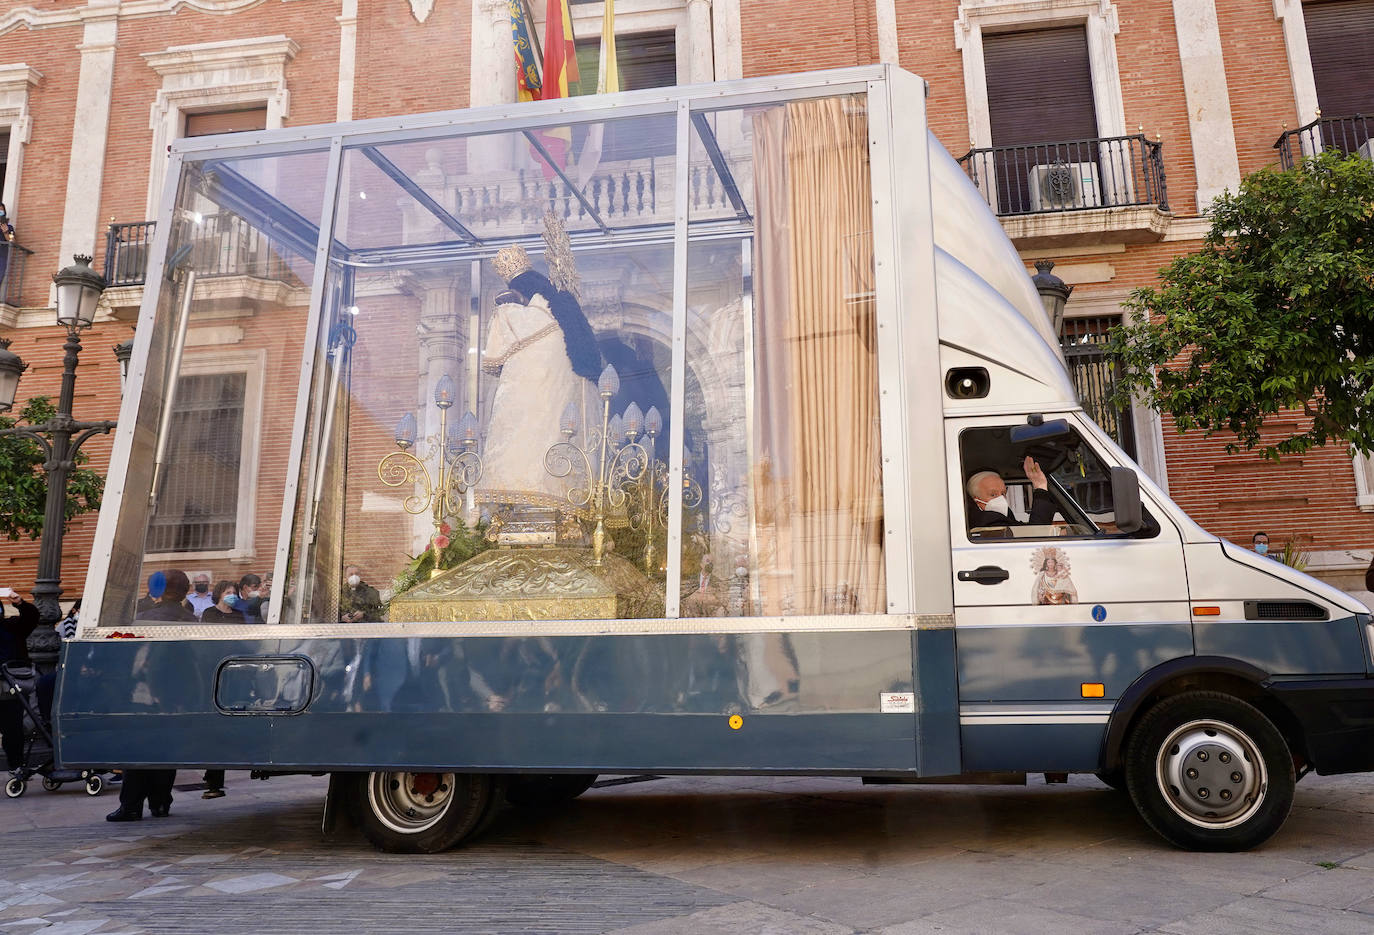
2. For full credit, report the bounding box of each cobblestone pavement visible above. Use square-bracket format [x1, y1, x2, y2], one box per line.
[3, 770, 1374, 934]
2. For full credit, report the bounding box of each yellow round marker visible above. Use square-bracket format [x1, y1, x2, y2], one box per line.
[728, 714, 743, 730]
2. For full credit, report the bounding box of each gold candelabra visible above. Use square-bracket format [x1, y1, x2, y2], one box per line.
[628, 405, 703, 574]
[378, 374, 483, 577]
[544, 364, 650, 565]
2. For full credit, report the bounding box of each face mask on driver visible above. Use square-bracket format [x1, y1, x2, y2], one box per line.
[347, 574, 361, 588]
[982, 495, 1010, 516]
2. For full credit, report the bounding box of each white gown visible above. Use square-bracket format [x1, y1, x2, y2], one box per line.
[480, 293, 596, 504]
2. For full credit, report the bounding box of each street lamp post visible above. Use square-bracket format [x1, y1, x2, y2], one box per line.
[0, 255, 117, 670]
[1032, 259, 1073, 339]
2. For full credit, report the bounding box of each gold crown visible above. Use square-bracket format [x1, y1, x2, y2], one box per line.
[492, 245, 532, 284]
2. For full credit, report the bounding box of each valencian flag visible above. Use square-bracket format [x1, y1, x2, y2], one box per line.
[507, 0, 542, 102]
[534, 0, 580, 172]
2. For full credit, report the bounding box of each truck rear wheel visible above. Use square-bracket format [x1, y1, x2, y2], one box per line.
[348, 771, 499, 853]
[1124, 691, 1294, 851]
[505, 773, 598, 807]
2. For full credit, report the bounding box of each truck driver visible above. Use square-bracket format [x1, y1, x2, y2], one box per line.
[967, 455, 1056, 530]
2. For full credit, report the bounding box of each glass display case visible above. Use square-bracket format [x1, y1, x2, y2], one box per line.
[99, 83, 887, 631]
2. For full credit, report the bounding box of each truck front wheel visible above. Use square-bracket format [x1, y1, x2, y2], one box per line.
[348, 771, 500, 853]
[1124, 691, 1294, 851]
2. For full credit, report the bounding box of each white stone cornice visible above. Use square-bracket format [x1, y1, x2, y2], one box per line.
[119, 0, 276, 19]
[143, 35, 300, 76]
[0, 7, 84, 37]
[0, 65, 43, 94]
[0, 0, 288, 36]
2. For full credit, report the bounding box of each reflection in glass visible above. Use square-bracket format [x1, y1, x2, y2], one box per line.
[102, 148, 326, 625]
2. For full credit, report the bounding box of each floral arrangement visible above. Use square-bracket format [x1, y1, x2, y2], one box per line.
[391, 519, 488, 596]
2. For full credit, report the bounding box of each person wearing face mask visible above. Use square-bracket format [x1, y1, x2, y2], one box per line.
[200, 580, 245, 624]
[236, 573, 266, 624]
[186, 574, 214, 618]
[1252, 531, 1276, 558]
[966, 456, 1056, 530]
[340, 565, 383, 623]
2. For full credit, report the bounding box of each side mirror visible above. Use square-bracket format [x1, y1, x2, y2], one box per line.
[1111, 466, 1143, 534]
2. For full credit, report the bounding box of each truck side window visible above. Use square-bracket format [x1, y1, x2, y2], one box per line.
[960, 424, 1157, 540]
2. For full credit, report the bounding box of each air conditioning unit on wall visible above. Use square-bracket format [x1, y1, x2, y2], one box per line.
[1028, 161, 1102, 211]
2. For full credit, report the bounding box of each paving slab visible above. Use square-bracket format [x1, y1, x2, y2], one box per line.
[1154, 895, 1374, 935]
[5, 771, 1374, 933]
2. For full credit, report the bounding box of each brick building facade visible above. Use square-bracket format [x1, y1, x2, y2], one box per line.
[0, 0, 1371, 604]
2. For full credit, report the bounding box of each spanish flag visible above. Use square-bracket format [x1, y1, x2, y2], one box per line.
[536, 0, 580, 171]
[541, 0, 580, 100]
[507, 0, 542, 102]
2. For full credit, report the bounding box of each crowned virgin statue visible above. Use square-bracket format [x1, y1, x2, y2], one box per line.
[480, 225, 601, 508]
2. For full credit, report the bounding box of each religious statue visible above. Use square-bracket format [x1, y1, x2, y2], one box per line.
[479, 215, 601, 510]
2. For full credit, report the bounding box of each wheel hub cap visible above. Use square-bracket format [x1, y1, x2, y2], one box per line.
[367, 771, 456, 835]
[1157, 719, 1266, 829]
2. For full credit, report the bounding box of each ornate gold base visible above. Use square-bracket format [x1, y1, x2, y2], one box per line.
[388, 546, 664, 622]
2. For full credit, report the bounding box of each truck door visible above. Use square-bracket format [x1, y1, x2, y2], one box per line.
[945, 414, 1192, 772]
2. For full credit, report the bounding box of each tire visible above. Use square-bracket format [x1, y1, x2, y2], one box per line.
[505, 773, 598, 807]
[4, 777, 24, 798]
[41, 777, 62, 793]
[347, 771, 498, 854]
[1124, 691, 1294, 851]
[85, 776, 104, 796]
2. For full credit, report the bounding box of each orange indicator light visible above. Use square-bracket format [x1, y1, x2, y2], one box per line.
[728, 714, 743, 730]
[1192, 606, 1221, 616]
[1081, 683, 1105, 698]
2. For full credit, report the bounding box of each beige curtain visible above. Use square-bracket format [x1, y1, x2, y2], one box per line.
[752, 96, 885, 616]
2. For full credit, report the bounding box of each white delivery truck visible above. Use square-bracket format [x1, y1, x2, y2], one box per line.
[46, 66, 1374, 853]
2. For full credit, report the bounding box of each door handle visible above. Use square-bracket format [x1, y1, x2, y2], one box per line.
[958, 565, 1010, 584]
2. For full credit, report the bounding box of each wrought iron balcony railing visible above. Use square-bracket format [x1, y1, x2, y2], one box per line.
[104, 221, 155, 286]
[104, 213, 304, 288]
[1275, 114, 1372, 170]
[0, 239, 32, 307]
[958, 134, 1168, 217]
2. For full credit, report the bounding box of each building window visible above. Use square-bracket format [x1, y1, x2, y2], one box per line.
[572, 29, 677, 94]
[0, 64, 39, 217]
[983, 26, 1099, 214]
[184, 105, 269, 138]
[146, 372, 247, 554]
[143, 36, 297, 219]
[1303, 0, 1374, 156]
[1060, 315, 1136, 459]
